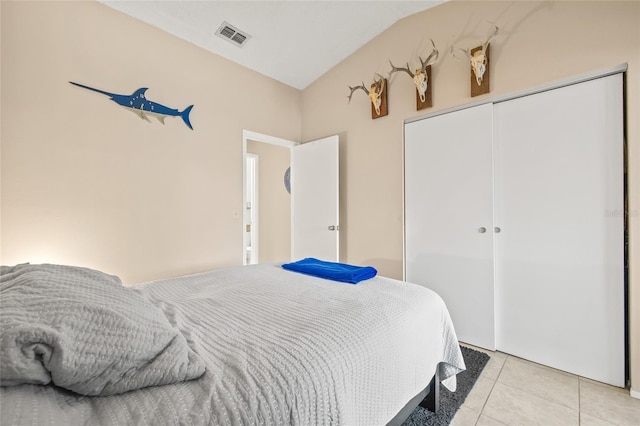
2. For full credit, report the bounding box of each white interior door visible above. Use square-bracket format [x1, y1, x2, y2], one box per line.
[494, 74, 624, 386]
[405, 103, 496, 349]
[291, 135, 339, 261]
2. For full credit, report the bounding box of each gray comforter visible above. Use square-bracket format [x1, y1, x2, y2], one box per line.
[0, 263, 464, 425]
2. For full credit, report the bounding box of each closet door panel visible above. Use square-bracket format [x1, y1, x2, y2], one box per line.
[405, 103, 495, 349]
[494, 75, 624, 386]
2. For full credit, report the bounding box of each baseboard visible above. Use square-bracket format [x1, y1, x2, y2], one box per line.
[631, 388, 640, 400]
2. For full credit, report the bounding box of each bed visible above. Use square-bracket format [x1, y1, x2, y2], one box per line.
[0, 262, 465, 425]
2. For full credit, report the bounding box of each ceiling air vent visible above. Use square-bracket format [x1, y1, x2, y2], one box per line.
[216, 21, 251, 47]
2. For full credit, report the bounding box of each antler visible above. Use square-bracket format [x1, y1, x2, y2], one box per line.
[348, 74, 385, 102]
[347, 83, 369, 103]
[373, 73, 386, 91]
[481, 25, 499, 54]
[347, 75, 386, 115]
[390, 39, 439, 78]
[419, 39, 439, 73]
[450, 44, 472, 61]
[389, 60, 415, 78]
[389, 40, 438, 105]
[450, 25, 499, 87]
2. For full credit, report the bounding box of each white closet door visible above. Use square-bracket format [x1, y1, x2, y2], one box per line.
[405, 103, 495, 349]
[494, 74, 624, 386]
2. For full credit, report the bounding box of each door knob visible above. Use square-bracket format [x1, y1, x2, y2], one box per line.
[478, 227, 487, 233]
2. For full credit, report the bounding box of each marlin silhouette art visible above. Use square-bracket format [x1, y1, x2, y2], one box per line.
[69, 81, 194, 130]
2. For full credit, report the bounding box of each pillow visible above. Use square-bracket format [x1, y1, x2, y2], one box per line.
[0, 263, 205, 396]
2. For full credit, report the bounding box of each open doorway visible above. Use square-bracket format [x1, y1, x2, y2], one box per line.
[242, 130, 297, 265]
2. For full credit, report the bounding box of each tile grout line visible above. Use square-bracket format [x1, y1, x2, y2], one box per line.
[475, 353, 509, 425]
[474, 379, 499, 426]
[475, 352, 634, 426]
[493, 380, 581, 411]
[578, 377, 581, 425]
[500, 356, 584, 415]
[577, 377, 629, 426]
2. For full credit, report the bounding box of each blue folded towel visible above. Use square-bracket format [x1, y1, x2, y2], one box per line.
[282, 258, 377, 284]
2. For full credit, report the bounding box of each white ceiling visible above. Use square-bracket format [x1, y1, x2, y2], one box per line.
[99, 1, 445, 90]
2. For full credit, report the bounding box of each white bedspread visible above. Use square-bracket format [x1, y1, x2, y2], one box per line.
[0, 263, 464, 425]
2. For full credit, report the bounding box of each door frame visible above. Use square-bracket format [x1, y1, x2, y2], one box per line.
[242, 130, 298, 265]
[244, 153, 258, 265]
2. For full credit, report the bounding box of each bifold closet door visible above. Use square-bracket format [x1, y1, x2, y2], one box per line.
[405, 103, 495, 350]
[494, 74, 624, 386]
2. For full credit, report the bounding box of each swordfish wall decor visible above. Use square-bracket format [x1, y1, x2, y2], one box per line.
[69, 82, 194, 130]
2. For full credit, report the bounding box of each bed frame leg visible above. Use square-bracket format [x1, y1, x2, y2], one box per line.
[420, 368, 440, 413]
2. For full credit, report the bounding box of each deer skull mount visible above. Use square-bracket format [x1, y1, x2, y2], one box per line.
[389, 39, 439, 110]
[347, 74, 388, 119]
[451, 25, 498, 97]
[470, 49, 488, 86]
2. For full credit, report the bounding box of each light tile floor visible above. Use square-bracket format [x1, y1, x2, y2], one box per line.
[451, 344, 640, 426]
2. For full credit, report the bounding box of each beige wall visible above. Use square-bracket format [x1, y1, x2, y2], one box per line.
[300, 1, 640, 394]
[0, 0, 301, 284]
[247, 140, 291, 263]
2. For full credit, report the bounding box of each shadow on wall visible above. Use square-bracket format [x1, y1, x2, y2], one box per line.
[362, 258, 404, 280]
[337, 131, 349, 262]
